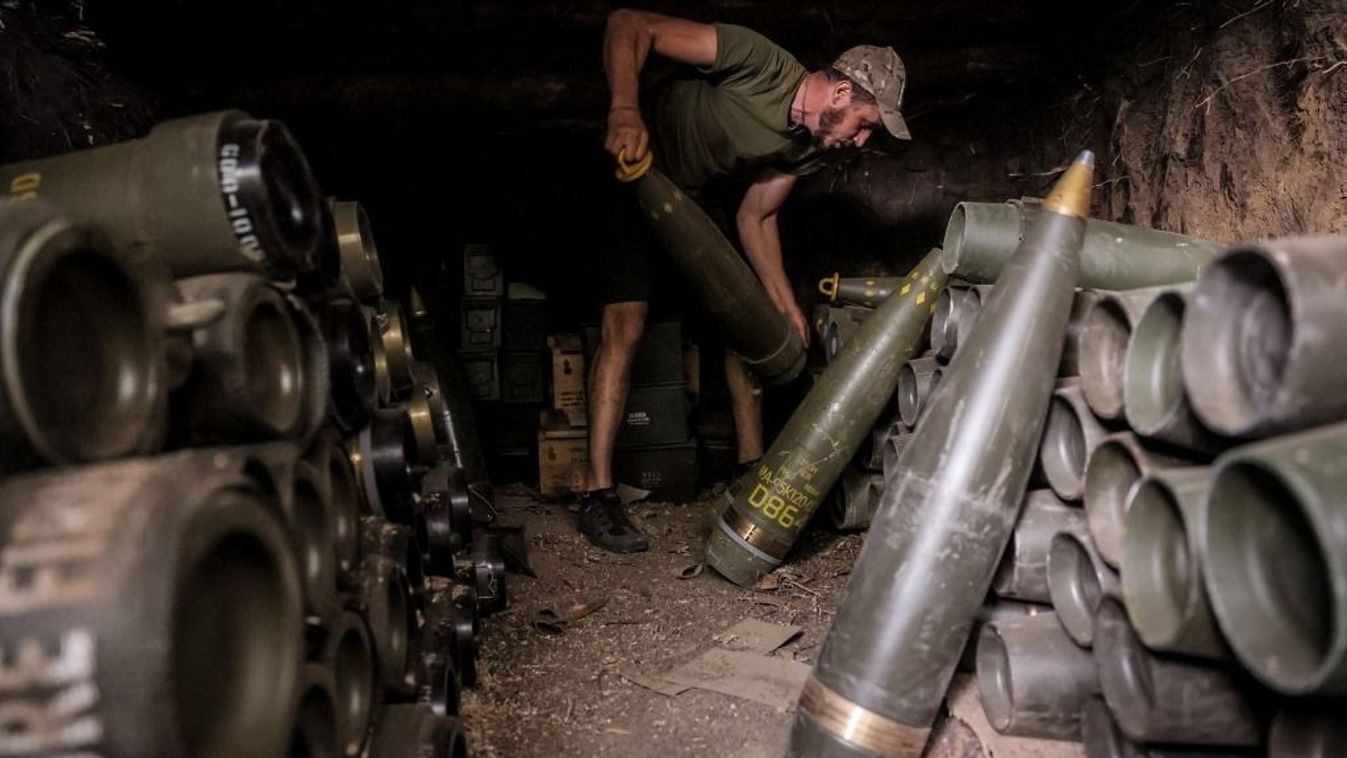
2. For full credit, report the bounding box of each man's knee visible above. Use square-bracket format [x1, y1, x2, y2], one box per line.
[601, 301, 648, 353]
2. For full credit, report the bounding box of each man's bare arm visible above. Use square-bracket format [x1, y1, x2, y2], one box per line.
[603, 9, 717, 161]
[737, 170, 808, 346]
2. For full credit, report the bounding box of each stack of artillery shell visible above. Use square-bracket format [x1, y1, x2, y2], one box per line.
[791, 151, 1094, 756]
[0, 114, 496, 757]
[704, 247, 944, 586]
[979, 236, 1347, 755]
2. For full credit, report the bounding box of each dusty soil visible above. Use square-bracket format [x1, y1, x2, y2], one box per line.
[459, 488, 862, 757]
[459, 488, 1085, 758]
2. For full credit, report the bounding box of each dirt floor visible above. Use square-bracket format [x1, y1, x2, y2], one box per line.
[459, 487, 1084, 758]
[459, 487, 860, 757]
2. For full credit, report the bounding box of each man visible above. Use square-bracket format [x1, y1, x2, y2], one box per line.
[580, 9, 910, 552]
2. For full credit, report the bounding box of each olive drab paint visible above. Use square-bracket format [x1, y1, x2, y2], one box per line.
[704, 248, 944, 587]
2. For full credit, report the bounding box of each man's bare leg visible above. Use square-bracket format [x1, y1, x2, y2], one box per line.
[579, 301, 650, 552]
[724, 348, 764, 465]
[587, 301, 647, 490]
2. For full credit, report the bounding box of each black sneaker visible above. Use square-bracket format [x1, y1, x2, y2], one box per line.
[577, 488, 650, 553]
[734, 457, 762, 479]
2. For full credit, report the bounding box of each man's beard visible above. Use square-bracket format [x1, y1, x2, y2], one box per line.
[815, 105, 848, 145]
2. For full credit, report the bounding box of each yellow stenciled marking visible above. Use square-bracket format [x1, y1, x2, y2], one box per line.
[899, 284, 912, 296]
[916, 292, 926, 305]
[746, 483, 800, 529]
[9, 172, 41, 199]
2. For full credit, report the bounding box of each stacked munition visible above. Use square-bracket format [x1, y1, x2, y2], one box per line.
[0, 113, 501, 757]
[960, 227, 1347, 751]
[791, 151, 1094, 755]
[617, 157, 804, 384]
[704, 247, 944, 586]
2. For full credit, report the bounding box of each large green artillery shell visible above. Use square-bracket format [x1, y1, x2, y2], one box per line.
[1080, 286, 1179, 421]
[330, 199, 384, 303]
[1269, 703, 1347, 757]
[1124, 290, 1227, 452]
[364, 304, 394, 406]
[288, 459, 340, 621]
[377, 300, 418, 401]
[790, 152, 1094, 756]
[881, 422, 912, 478]
[930, 285, 988, 362]
[1048, 527, 1121, 646]
[1060, 289, 1100, 379]
[1201, 422, 1347, 695]
[896, 356, 943, 428]
[351, 407, 417, 523]
[358, 553, 416, 695]
[174, 273, 307, 441]
[1120, 467, 1229, 660]
[829, 465, 885, 531]
[367, 704, 469, 758]
[0, 199, 168, 471]
[1095, 599, 1266, 746]
[861, 421, 891, 472]
[322, 301, 377, 432]
[942, 200, 1220, 289]
[0, 110, 325, 279]
[361, 517, 427, 612]
[992, 489, 1085, 603]
[819, 272, 903, 308]
[287, 292, 331, 444]
[423, 578, 481, 687]
[0, 450, 305, 758]
[419, 647, 463, 717]
[1081, 696, 1250, 758]
[957, 600, 1048, 673]
[305, 429, 362, 587]
[819, 303, 872, 364]
[1040, 383, 1108, 501]
[405, 374, 441, 466]
[320, 610, 376, 758]
[412, 362, 452, 448]
[704, 248, 945, 586]
[976, 611, 1100, 739]
[1084, 432, 1192, 567]
[293, 663, 341, 758]
[419, 462, 475, 575]
[1182, 237, 1347, 437]
[625, 165, 804, 383]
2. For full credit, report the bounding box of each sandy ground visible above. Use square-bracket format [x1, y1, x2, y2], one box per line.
[457, 487, 1084, 758]
[459, 487, 861, 757]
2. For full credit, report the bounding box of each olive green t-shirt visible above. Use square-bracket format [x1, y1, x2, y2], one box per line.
[649, 23, 822, 194]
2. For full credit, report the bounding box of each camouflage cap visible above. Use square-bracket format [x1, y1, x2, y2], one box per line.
[833, 45, 910, 140]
